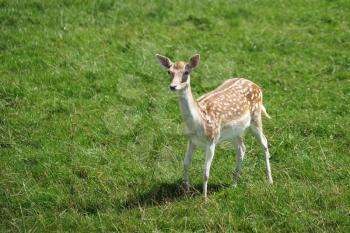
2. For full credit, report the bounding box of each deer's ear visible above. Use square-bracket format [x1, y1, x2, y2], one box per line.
[156, 54, 172, 69]
[188, 54, 200, 69]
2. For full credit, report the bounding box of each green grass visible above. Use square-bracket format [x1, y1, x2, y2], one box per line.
[1, 0, 350, 232]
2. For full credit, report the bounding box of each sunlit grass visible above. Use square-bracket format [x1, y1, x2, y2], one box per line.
[0, 0, 349, 232]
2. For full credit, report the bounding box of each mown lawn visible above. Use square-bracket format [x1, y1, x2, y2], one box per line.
[1, 0, 349, 232]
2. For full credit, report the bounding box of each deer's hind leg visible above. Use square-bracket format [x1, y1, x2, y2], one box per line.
[232, 136, 246, 186]
[250, 113, 273, 184]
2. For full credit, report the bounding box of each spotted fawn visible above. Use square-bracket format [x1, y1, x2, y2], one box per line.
[156, 54, 273, 199]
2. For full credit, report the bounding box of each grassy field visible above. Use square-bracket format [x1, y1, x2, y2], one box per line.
[1, 0, 350, 232]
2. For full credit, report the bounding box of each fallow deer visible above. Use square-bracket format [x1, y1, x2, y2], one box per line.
[156, 54, 273, 199]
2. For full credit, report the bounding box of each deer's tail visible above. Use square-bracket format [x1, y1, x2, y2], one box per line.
[261, 105, 271, 119]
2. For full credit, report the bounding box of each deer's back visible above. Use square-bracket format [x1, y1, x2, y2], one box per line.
[196, 78, 263, 139]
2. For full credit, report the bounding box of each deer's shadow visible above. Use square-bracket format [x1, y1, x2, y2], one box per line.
[120, 180, 229, 209]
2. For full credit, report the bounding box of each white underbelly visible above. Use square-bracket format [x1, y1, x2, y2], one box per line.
[184, 112, 251, 147]
[218, 112, 251, 143]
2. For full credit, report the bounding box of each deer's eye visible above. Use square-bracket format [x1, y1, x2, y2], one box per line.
[167, 70, 172, 76]
[184, 71, 189, 75]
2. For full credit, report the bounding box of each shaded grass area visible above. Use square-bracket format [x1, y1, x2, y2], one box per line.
[1, 0, 350, 232]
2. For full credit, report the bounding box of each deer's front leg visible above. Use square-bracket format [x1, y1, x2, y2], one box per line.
[183, 141, 195, 192]
[203, 142, 216, 200]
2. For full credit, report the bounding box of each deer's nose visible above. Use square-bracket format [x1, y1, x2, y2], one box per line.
[169, 85, 177, 91]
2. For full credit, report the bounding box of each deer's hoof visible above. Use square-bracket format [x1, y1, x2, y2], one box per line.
[182, 182, 190, 193]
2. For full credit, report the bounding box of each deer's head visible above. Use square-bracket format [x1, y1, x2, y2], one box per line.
[156, 54, 200, 91]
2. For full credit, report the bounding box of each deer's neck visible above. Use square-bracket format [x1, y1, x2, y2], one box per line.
[178, 84, 204, 133]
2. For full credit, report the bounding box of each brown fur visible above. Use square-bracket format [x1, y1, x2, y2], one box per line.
[196, 78, 264, 139]
[172, 61, 186, 70]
